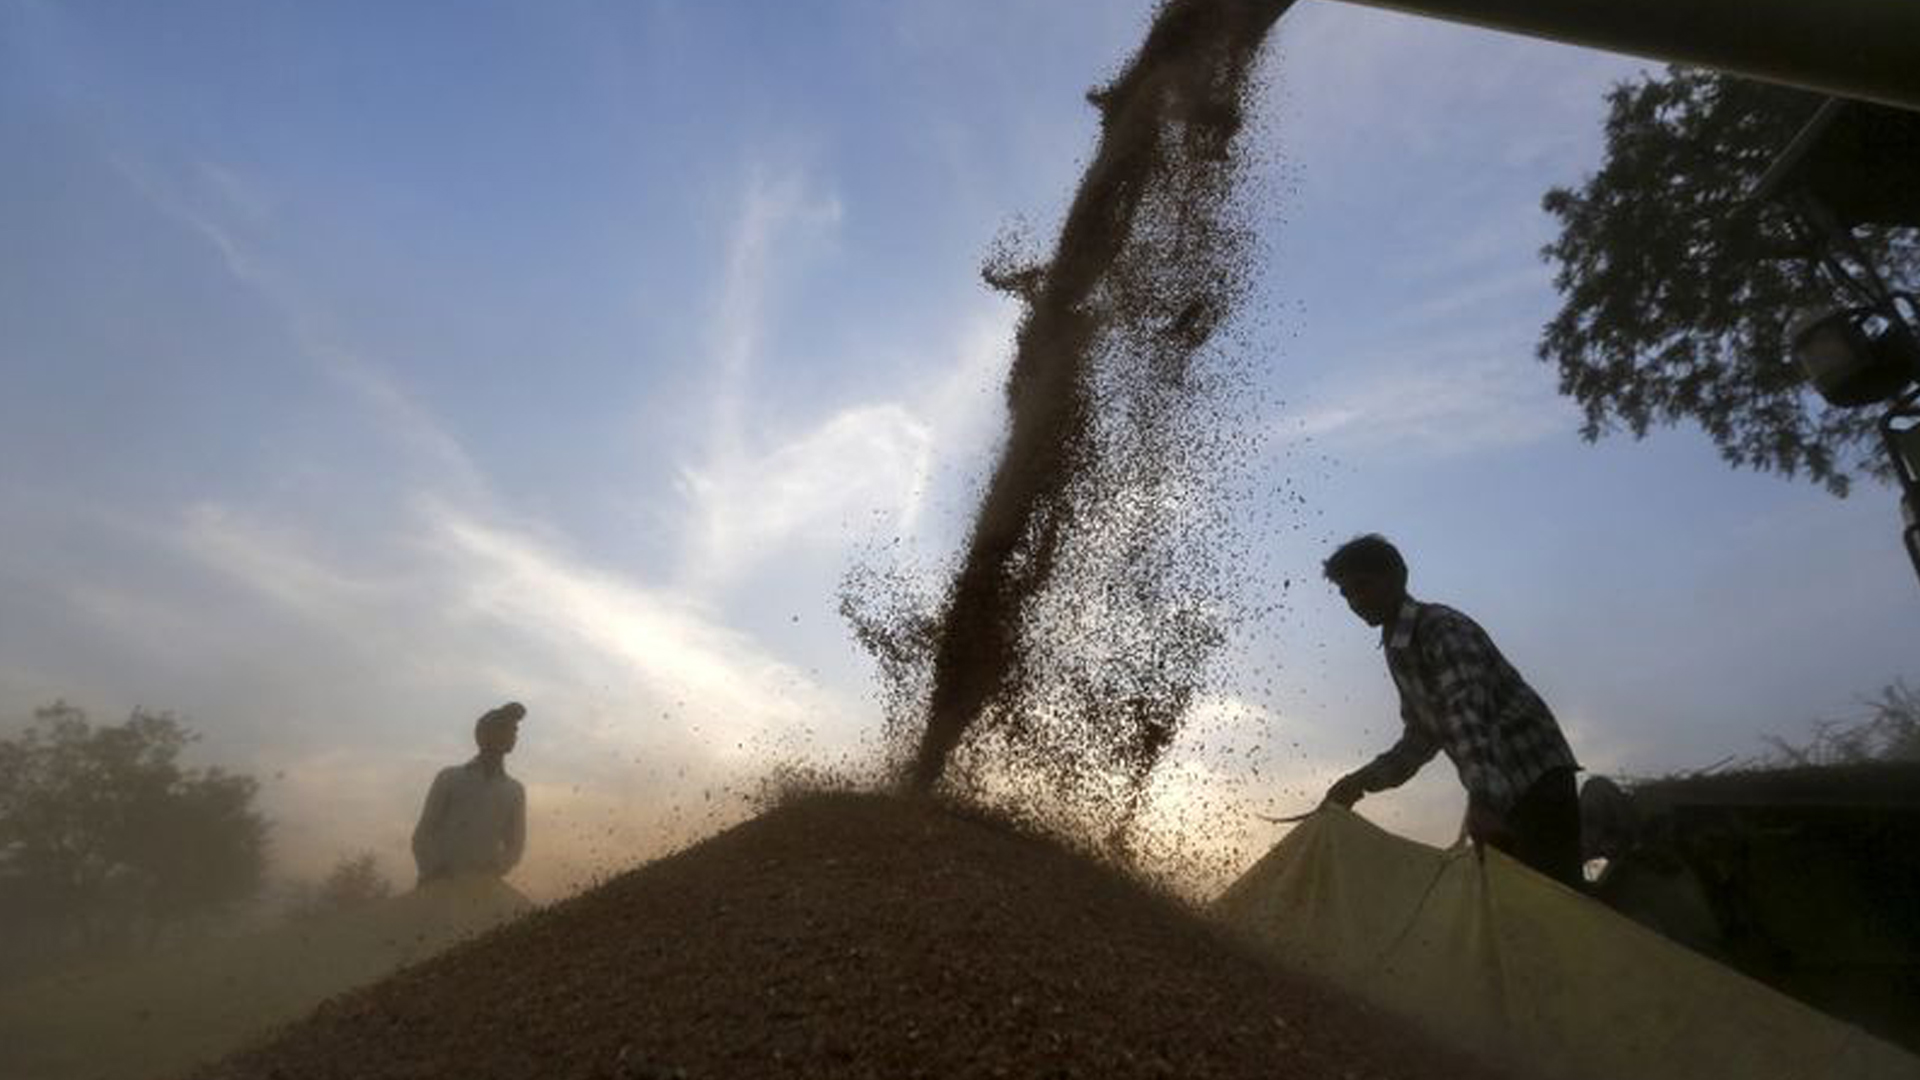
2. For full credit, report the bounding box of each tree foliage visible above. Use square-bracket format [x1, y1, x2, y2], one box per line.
[1540, 68, 1920, 495]
[290, 851, 395, 920]
[1761, 680, 1920, 766]
[0, 703, 269, 953]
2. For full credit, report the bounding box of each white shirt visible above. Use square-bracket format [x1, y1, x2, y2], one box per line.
[411, 757, 526, 882]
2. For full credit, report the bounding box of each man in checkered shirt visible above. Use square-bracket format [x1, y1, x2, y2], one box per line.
[1319, 534, 1583, 887]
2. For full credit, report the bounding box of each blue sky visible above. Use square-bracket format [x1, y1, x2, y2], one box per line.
[4, 0, 1915, 895]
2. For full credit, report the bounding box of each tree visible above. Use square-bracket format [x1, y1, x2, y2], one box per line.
[290, 852, 395, 920]
[0, 703, 269, 954]
[1539, 68, 1920, 496]
[1761, 680, 1920, 766]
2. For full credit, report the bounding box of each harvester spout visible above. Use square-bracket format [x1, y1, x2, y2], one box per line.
[1332, 0, 1920, 110]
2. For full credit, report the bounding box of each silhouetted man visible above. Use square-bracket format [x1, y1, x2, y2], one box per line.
[1320, 535, 1582, 888]
[411, 702, 527, 886]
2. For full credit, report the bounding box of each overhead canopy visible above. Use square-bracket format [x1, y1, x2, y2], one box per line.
[1336, 0, 1920, 111]
[1752, 99, 1920, 227]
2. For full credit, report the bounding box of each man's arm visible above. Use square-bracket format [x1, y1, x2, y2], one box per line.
[411, 770, 453, 879]
[1365, 722, 1442, 791]
[498, 782, 526, 874]
[1327, 717, 1438, 807]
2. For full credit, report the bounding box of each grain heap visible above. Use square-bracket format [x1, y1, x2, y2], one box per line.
[197, 794, 1506, 1080]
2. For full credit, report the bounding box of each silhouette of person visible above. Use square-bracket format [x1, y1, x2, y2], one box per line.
[411, 702, 527, 886]
[1319, 535, 1583, 888]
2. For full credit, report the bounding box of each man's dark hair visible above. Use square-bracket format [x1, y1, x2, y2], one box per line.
[474, 702, 526, 739]
[1323, 534, 1407, 584]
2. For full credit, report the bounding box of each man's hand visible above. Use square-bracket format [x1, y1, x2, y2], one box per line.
[1466, 800, 1511, 847]
[1324, 771, 1369, 809]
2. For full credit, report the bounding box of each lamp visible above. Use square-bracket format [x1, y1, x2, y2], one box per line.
[1790, 302, 1920, 408]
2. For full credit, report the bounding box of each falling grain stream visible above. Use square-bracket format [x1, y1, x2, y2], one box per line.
[908, 0, 1293, 794]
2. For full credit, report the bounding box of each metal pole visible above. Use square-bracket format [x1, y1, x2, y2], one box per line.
[1882, 390, 1920, 590]
[1332, 0, 1920, 110]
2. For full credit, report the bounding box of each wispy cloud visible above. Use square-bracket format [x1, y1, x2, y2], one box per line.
[425, 500, 838, 741]
[1390, 265, 1550, 328]
[156, 490, 855, 894]
[704, 167, 846, 464]
[161, 491, 850, 765]
[117, 150, 881, 723]
[670, 164, 1013, 593]
[109, 152, 498, 508]
[676, 404, 934, 588]
[671, 305, 1015, 593]
[72, 151, 895, 893]
[1281, 335, 1569, 459]
[315, 347, 493, 501]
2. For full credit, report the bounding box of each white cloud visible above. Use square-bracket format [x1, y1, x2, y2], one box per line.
[424, 500, 838, 743]
[676, 404, 933, 586]
[316, 349, 493, 500]
[672, 306, 1014, 591]
[1392, 265, 1550, 327]
[155, 490, 860, 897]
[195, 159, 276, 224]
[1281, 343, 1569, 459]
[113, 152, 496, 509]
[667, 161, 1015, 592]
[82, 158, 900, 893]
[108, 154, 317, 303]
[179, 503, 387, 622]
[167, 493, 844, 754]
[704, 166, 846, 465]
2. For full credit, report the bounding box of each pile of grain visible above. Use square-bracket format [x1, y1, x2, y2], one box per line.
[197, 794, 1504, 1080]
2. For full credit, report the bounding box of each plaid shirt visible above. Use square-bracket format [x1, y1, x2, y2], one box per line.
[1359, 598, 1576, 814]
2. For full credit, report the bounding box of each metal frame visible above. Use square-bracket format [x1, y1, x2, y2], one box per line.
[1883, 389, 1920, 586]
[1335, 0, 1920, 110]
[1773, 176, 1920, 591]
